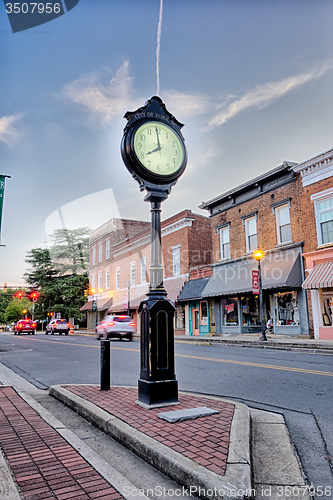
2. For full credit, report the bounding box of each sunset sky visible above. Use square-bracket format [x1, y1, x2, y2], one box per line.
[1, 0, 333, 285]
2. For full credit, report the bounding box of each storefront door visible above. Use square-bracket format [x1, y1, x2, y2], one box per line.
[192, 308, 199, 335]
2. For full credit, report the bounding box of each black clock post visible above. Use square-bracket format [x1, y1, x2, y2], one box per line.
[121, 96, 187, 408]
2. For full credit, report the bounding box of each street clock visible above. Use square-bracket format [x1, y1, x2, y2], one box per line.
[121, 96, 187, 195]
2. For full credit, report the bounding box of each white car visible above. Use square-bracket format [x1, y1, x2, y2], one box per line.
[95, 315, 136, 341]
[45, 319, 70, 335]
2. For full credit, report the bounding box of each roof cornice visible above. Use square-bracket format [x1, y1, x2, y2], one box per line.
[291, 148, 333, 187]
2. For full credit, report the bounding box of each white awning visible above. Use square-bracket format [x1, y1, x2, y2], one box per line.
[302, 262, 333, 289]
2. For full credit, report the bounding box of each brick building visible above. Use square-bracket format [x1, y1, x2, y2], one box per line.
[292, 149, 333, 339]
[196, 161, 309, 336]
[81, 210, 213, 332]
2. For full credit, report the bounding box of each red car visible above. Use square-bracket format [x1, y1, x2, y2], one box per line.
[14, 319, 37, 335]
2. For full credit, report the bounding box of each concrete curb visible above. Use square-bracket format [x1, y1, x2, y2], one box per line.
[15, 389, 150, 500]
[0, 449, 22, 500]
[175, 338, 333, 354]
[49, 385, 253, 500]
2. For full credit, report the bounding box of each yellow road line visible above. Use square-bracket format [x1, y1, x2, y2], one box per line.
[20, 337, 333, 377]
[176, 353, 333, 377]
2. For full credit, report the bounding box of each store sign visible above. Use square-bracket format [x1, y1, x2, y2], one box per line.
[252, 270, 259, 294]
[226, 303, 234, 314]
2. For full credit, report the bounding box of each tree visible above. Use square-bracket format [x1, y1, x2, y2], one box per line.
[48, 228, 91, 275]
[42, 274, 88, 320]
[4, 298, 32, 323]
[23, 228, 90, 322]
[24, 248, 57, 288]
[0, 289, 18, 323]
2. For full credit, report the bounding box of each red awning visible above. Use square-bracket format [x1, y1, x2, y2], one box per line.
[302, 262, 333, 289]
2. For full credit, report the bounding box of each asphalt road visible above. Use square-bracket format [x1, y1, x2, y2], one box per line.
[0, 331, 332, 496]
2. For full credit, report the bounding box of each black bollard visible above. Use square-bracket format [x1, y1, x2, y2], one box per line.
[100, 340, 110, 391]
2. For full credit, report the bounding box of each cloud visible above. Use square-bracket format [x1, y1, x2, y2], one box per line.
[163, 90, 218, 119]
[207, 62, 333, 130]
[0, 114, 23, 146]
[61, 61, 138, 126]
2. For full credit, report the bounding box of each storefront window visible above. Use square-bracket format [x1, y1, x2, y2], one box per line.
[222, 298, 238, 326]
[322, 292, 333, 326]
[241, 295, 260, 326]
[275, 291, 299, 325]
[200, 301, 208, 325]
[175, 305, 185, 329]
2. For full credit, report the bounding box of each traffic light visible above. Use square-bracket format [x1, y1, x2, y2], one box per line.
[30, 291, 39, 300]
[3, 283, 7, 293]
[84, 289, 88, 297]
[15, 291, 24, 299]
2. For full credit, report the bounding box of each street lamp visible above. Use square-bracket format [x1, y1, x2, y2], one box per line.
[253, 249, 267, 342]
[127, 282, 131, 317]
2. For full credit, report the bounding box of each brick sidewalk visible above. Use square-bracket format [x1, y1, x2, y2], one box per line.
[0, 387, 123, 500]
[64, 386, 235, 476]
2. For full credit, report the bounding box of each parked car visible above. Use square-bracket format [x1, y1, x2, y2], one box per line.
[45, 319, 70, 335]
[95, 315, 136, 341]
[14, 319, 37, 335]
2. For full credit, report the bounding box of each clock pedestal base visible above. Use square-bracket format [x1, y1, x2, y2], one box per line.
[137, 294, 178, 408]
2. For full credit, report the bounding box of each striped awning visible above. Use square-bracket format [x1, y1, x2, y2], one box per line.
[302, 262, 333, 289]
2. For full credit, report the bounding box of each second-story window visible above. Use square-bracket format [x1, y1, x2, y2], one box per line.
[275, 204, 292, 244]
[316, 196, 333, 245]
[218, 226, 230, 260]
[105, 240, 110, 260]
[98, 244, 102, 263]
[98, 272, 102, 290]
[130, 262, 135, 285]
[140, 258, 146, 283]
[92, 248, 96, 266]
[172, 246, 180, 276]
[116, 268, 120, 290]
[91, 275, 95, 289]
[245, 216, 257, 253]
[105, 270, 109, 290]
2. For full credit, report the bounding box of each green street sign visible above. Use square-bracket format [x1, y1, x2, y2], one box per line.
[92, 300, 97, 312]
[0, 176, 6, 242]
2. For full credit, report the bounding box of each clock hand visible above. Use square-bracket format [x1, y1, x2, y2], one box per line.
[146, 146, 161, 155]
[155, 127, 161, 150]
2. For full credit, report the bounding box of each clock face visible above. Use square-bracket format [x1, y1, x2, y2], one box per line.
[133, 121, 184, 176]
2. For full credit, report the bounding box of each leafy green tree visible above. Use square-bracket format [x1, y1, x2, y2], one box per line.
[4, 298, 32, 323]
[23, 228, 90, 323]
[24, 248, 57, 288]
[42, 274, 89, 320]
[0, 289, 16, 323]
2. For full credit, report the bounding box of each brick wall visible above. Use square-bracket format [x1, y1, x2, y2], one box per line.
[299, 177, 333, 254]
[210, 178, 302, 261]
[88, 211, 213, 292]
[162, 212, 213, 279]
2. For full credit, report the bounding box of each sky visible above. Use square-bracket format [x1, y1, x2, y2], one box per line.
[1, 0, 333, 286]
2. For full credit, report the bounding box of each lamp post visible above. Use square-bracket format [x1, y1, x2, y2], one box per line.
[121, 96, 188, 407]
[127, 282, 131, 317]
[253, 249, 267, 342]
